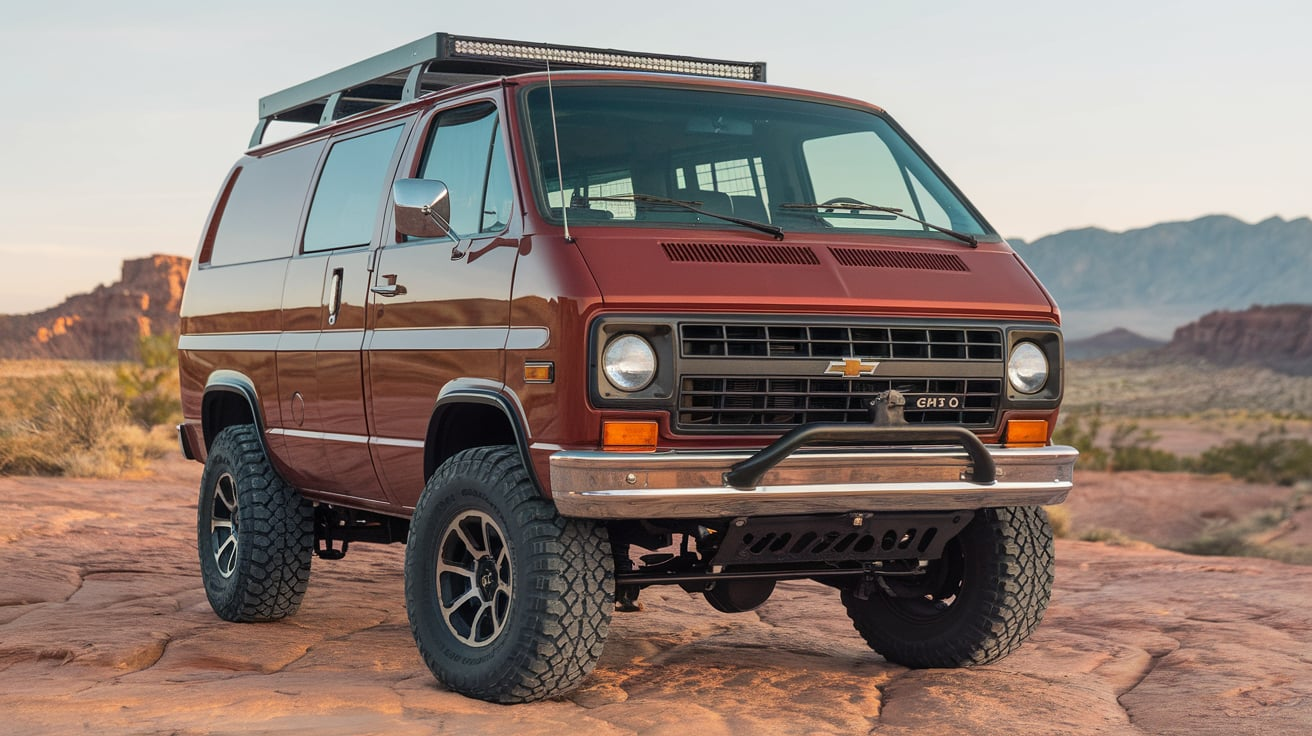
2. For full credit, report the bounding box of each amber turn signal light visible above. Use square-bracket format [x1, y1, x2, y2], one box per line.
[523, 362, 554, 383]
[1004, 419, 1049, 447]
[602, 421, 659, 451]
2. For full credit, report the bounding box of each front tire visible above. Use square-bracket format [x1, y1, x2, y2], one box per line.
[197, 424, 314, 622]
[405, 446, 614, 703]
[841, 506, 1053, 668]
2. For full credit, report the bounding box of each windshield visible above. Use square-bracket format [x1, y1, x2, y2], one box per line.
[522, 84, 990, 238]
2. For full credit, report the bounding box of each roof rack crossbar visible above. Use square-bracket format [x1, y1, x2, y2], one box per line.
[250, 32, 766, 147]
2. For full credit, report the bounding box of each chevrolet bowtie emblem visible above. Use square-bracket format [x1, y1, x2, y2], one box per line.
[824, 357, 881, 377]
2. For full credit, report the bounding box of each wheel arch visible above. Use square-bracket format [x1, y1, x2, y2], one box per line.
[425, 388, 542, 494]
[201, 370, 270, 453]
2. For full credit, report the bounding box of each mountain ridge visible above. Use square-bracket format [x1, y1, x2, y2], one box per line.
[1011, 214, 1312, 338]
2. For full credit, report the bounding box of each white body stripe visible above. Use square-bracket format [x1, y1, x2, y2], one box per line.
[180, 326, 548, 352]
[267, 427, 425, 449]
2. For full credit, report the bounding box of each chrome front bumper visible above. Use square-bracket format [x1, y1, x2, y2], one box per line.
[549, 444, 1077, 519]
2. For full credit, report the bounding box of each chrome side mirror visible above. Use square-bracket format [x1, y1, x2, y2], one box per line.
[393, 178, 453, 239]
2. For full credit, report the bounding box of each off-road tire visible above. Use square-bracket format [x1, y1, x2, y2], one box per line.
[197, 424, 314, 622]
[405, 445, 614, 703]
[841, 506, 1053, 668]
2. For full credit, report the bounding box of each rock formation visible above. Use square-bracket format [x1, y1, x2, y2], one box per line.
[1165, 303, 1312, 375]
[0, 255, 189, 361]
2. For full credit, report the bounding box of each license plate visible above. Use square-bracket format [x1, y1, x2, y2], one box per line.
[905, 394, 965, 410]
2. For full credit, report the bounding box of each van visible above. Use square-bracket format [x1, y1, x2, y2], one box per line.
[178, 33, 1076, 703]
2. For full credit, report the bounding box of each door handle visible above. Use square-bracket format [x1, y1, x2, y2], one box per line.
[371, 274, 407, 297]
[327, 268, 343, 325]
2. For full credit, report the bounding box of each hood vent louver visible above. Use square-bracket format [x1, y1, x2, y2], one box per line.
[829, 247, 968, 272]
[662, 242, 820, 266]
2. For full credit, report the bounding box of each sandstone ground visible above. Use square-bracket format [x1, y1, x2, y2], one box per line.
[2, 457, 1310, 735]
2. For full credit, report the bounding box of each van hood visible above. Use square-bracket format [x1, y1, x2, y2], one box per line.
[571, 231, 1058, 322]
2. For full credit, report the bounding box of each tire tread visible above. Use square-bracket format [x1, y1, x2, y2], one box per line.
[406, 446, 613, 703]
[199, 424, 314, 622]
[843, 506, 1054, 668]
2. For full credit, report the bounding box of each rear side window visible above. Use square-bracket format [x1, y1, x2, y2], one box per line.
[419, 103, 512, 236]
[303, 125, 405, 252]
[206, 140, 325, 267]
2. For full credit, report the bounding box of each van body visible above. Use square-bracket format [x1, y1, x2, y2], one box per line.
[178, 34, 1076, 703]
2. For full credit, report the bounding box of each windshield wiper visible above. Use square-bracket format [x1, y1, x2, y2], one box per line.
[779, 200, 978, 247]
[583, 193, 784, 241]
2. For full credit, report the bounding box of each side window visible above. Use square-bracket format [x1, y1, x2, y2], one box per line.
[303, 125, 404, 253]
[207, 141, 326, 266]
[419, 102, 512, 236]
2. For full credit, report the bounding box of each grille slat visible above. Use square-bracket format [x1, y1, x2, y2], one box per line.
[679, 376, 1001, 430]
[675, 321, 1004, 433]
[682, 323, 1002, 360]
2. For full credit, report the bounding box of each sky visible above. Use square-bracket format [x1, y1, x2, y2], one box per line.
[0, 0, 1308, 315]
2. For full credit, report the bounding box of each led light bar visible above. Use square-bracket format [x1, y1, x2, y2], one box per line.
[449, 38, 764, 81]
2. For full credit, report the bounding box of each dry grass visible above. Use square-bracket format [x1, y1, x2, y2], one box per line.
[0, 359, 177, 478]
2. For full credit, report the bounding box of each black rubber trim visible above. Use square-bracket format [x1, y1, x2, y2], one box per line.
[202, 370, 269, 450]
[429, 389, 544, 494]
[723, 424, 996, 489]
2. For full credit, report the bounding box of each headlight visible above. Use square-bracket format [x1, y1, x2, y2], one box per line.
[602, 334, 657, 392]
[1008, 341, 1049, 394]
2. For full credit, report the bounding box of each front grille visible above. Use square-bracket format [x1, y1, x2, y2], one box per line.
[681, 324, 1003, 361]
[678, 376, 1001, 430]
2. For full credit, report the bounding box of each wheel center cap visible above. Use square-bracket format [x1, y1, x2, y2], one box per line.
[475, 557, 499, 599]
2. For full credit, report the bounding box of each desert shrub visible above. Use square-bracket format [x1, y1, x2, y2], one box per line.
[1056, 411, 1187, 473]
[115, 333, 182, 427]
[0, 418, 63, 475]
[1043, 505, 1072, 538]
[1053, 409, 1109, 470]
[0, 364, 173, 477]
[1173, 526, 1257, 558]
[37, 369, 129, 449]
[1194, 432, 1312, 485]
[1108, 422, 1184, 472]
[1079, 528, 1135, 546]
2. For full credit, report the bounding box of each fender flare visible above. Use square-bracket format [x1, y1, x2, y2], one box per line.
[200, 370, 272, 455]
[427, 386, 543, 495]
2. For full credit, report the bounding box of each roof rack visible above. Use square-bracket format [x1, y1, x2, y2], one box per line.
[251, 33, 767, 147]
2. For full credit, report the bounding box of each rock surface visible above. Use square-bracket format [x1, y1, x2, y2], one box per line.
[0, 255, 189, 360]
[1063, 470, 1305, 548]
[1164, 303, 1312, 376]
[2, 460, 1310, 735]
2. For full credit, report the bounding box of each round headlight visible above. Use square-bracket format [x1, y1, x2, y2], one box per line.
[602, 334, 657, 392]
[1008, 341, 1049, 394]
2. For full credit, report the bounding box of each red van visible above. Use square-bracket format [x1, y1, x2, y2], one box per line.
[178, 34, 1075, 703]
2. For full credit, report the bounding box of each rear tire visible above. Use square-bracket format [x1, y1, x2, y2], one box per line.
[405, 446, 614, 703]
[197, 424, 314, 622]
[841, 506, 1053, 668]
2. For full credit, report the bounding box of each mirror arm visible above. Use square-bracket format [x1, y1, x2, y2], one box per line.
[419, 205, 464, 258]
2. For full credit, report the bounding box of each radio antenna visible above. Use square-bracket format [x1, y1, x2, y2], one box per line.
[545, 59, 573, 243]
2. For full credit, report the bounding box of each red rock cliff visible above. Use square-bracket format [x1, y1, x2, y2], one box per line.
[0, 255, 190, 361]
[1165, 304, 1312, 375]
